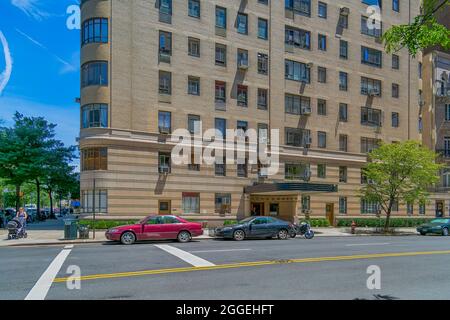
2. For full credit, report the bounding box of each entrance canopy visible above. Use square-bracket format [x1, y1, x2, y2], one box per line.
[245, 182, 338, 195]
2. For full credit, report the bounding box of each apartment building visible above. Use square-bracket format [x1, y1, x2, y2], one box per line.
[421, 5, 450, 218]
[80, 0, 428, 225]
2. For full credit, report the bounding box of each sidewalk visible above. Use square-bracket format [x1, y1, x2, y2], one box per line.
[0, 227, 412, 247]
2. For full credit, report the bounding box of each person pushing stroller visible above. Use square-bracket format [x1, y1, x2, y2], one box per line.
[7, 208, 28, 240]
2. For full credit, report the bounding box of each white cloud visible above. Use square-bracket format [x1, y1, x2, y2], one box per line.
[15, 28, 77, 74]
[0, 31, 13, 96]
[10, 0, 51, 21]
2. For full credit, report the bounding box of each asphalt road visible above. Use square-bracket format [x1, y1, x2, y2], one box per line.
[1, 235, 450, 300]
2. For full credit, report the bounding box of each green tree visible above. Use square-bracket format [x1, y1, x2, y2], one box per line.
[383, 0, 450, 57]
[360, 141, 443, 231]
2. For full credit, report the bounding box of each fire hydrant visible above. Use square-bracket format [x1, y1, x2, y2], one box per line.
[351, 221, 357, 234]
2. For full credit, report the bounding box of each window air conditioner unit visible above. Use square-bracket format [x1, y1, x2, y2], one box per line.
[303, 170, 311, 181]
[159, 166, 170, 174]
[159, 126, 170, 134]
[368, 88, 380, 96]
[238, 61, 249, 70]
[304, 136, 312, 148]
[301, 106, 312, 115]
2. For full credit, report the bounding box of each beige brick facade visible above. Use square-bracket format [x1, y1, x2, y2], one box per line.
[80, 0, 447, 224]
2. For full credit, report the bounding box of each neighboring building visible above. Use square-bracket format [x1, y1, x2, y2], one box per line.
[421, 5, 450, 218]
[80, 0, 428, 225]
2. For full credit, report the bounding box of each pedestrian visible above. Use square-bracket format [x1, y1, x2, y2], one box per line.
[16, 207, 28, 233]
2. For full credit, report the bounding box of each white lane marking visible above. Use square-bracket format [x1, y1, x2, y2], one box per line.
[190, 249, 252, 253]
[25, 247, 73, 300]
[64, 245, 74, 249]
[155, 244, 215, 267]
[346, 243, 390, 247]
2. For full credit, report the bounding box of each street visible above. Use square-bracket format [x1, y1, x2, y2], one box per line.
[1, 235, 450, 300]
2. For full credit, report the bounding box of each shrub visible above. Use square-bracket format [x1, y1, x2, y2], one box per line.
[302, 219, 331, 228]
[223, 220, 238, 226]
[336, 218, 433, 228]
[78, 219, 139, 230]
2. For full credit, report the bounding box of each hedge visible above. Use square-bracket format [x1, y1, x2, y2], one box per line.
[79, 219, 139, 230]
[336, 218, 434, 228]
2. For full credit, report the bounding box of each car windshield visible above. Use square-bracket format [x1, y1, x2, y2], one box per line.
[238, 217, 254, 224]
[431, 219, 450, 224]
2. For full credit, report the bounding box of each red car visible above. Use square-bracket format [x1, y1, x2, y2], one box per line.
[105, 215, 203, 245]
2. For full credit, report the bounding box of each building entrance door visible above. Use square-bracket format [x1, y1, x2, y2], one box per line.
[159, 200, 171, 215]
[251, 203, 264, 216]
[326, 203, 335, 226]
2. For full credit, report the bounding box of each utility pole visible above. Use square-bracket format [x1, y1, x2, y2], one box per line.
[93, 178, 96, 239]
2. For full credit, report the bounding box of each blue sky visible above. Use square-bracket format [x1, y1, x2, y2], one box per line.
[0, 0, 80, 149]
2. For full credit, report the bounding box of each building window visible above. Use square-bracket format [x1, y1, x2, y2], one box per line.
[188, 76, 200, 95]
[362, 0, 382, 7]
[339, 166, 347, 183]
[159, 31, 172, 57]
[339, 134, 348, 152]
[159, 152, 171, 173]
[392, 112, 399, 127]
[318, 34, 327, 51]
[361, 199, 379, 214]
[339, 14, 348, 29]
[339, 103, 348, 122]
[237, 13, 248, 34]
[361, 137, 380, 153]
[237, 49, 249, 68]
[188, 0, 200, 18]
[301, 196, 311, 212]
[258, 88, 268, 110]
[361, 107, 382, 127]
[339, 72, 348, 91]
[392, 83, 400, 98]
[215, 194, 231, 215]
[419, 202, 426, 215]
[82, 18, 108, 46]
[392, 0, 399, 12]
[407, 202, 413, 215]
[285, 26, 310, 50]
[160, 0, 172, 14]
[258, 123, 269, 144]
[258, 18, 268, 39]
[445, 104, 450, 121]
[188, 37, 200, 57]
[361, 15, 382, 38]
[215, 43, 227, 66]
[81, 104, 108, 128]
[317, 99, 327, 115]
[361, 77, 382, 96]
[215, 118, 227, 139]
[81, 148, 107, 171]
[158, 111, 171, 133]
[258, 0, 269, 5]
[237, 160, 248, 178]
[285, 94, 311, 115]
[285, 128, 311, 147]
[418, 62, 422, 79]
[285, 163, 311, 180]
[215, 81, 226, 103]
[215, 6, 227, 29]
[258, 53, 268, 75]
[215, 156, 226, 176]
[286, 0, 311, 16]
[81, 190, 108, 213]
[285, 60, 310, 83]
[317, 164, 326, 178]
[392, 54, 399, 69]
[81, 61, 108, 88]
[237, 85, 248, 107]
[339, 197, 347, 214]
[361, 46, 382, 67]
[318, 67, 327, 83]
[188, 114, 200, 134]
[339, 40, 348, 59]
[159, 71, 171, 94]
[182, 192, 200, 213]
[318, 131, 327, 148]
[318, 2, 327, 18]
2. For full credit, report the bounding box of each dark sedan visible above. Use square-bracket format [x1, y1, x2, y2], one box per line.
[417, 218, 450, 236]
[215, 216, 294, 241]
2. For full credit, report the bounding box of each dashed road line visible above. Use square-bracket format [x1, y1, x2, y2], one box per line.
[155, 244, 215, 267]
[190, 249, 252, 253]
[346, 243, 390, 247]
[25, 245, 73, 300]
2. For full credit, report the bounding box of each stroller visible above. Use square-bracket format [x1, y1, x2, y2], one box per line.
[7, 218, 27, 240]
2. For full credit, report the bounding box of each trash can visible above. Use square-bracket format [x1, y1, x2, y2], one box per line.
[78, 225, 90, 239]
[64, 219, 78, 240]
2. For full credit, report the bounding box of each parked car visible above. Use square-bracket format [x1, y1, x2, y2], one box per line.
[215, 216, 294, 241]
[417, 218, 450, 236]
[26, 209, 37, 223]
[105, 215, 204, 245]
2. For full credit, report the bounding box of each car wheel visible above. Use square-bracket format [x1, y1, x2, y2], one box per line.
[277, 229, 289, 240]
[177, 231, 192, 243]
[233, 230, 245, 241]
[443, 228, 449, 236]
[120, 231, 136, 245]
